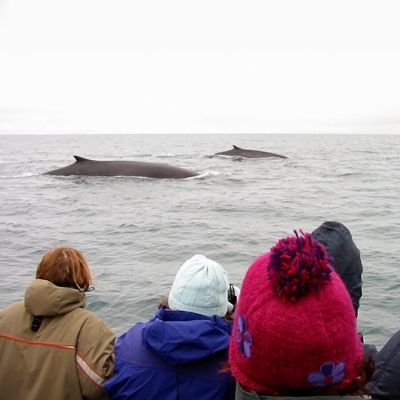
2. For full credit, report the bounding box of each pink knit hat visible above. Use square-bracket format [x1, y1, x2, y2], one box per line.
[229, 231, 363, 395]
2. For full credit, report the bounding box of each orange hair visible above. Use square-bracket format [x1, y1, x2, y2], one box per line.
[36, 247, 92, 291]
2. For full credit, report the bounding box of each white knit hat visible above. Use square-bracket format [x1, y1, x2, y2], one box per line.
[168, 254, 229, 317]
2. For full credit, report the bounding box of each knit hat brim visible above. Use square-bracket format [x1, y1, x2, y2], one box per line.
[168, 294, 228, 317]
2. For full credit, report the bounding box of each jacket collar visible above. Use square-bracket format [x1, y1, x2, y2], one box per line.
[24, 279, 85, 316]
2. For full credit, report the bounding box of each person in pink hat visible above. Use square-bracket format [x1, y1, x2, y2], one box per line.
[229, 231, 373, 399]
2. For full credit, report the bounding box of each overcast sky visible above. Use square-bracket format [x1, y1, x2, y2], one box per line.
[1, 0, 400, 134]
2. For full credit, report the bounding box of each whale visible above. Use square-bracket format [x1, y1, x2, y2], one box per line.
[215, 145, 287, 159]
[45, 156, 198, 179]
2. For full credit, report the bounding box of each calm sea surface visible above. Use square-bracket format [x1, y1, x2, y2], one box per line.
[0, 134, 399, 348]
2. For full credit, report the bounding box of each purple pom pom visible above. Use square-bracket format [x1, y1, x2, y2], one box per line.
[268, 230, 333, 302]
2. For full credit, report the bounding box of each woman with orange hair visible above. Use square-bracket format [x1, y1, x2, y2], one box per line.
[0, 247, 115, 400]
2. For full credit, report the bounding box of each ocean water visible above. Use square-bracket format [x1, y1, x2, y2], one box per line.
[0, 133, 399, 349]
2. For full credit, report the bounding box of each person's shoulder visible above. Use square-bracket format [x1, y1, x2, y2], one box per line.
[71, 308, 114, 335]
[0, 301, 25, 317]
[118, 320, 147, 342]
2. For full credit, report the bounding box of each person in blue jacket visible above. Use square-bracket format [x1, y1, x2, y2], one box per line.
[104, 254, 237, 400]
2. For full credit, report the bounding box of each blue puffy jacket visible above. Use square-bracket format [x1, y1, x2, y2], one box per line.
[104, 307, 235, 400]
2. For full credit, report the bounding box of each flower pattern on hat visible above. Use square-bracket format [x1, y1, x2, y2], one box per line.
[308, 361, 345, 387]
[236, 315, 252, 359]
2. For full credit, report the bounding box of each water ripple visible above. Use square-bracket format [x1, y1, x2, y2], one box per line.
[1, 133, 399, 345]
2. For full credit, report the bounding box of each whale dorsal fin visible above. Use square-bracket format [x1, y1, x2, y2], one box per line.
[233, 145, 242, 150]
[74, 155, 92, 162]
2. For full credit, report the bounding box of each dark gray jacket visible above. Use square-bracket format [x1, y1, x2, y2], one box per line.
[367, 329, 400, 399]
[312, 221, 363, 316]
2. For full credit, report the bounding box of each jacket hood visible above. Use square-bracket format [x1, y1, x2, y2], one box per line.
[142, 307, 232, 366]
[311, 221, 363, 315]
[24, 279, 86, 316]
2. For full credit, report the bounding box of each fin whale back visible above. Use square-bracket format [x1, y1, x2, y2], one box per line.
[45, 156, 198, 179]
[215, 145, 287, 159]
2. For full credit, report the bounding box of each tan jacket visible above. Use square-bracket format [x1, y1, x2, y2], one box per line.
[0, 279, 115, 400]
